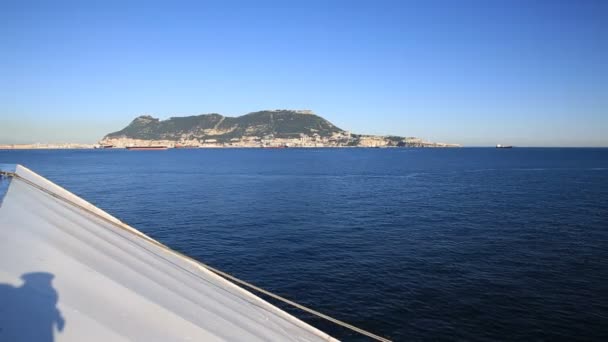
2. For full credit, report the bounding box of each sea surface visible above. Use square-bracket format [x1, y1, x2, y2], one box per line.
[1, 148, 607, 341]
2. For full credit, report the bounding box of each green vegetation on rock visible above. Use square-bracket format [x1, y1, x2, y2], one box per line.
[105, 110, 343, 142]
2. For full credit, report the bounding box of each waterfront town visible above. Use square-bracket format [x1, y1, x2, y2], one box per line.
[0, 134, 459, 150]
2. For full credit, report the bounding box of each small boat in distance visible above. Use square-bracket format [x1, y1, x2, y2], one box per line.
[496, 144, 513, 149]
[126, 146, 168, 151]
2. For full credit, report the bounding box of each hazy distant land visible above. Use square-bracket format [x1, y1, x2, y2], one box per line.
[0, 110, 460, 149]
[100, 110, 460, 148]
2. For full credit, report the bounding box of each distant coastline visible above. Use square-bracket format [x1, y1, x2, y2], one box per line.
[0, 143, 97, 150]
[1, 109, 465, 149]
[3, 144, 607, 150]
[0, 143, 459, 150]
[100, 109, 462, 148]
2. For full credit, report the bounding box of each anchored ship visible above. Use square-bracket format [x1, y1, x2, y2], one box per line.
[126, 146, 169, 150]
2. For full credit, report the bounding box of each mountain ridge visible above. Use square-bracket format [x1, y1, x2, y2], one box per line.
[105, 110, 343, 140]
[101, 110, 460, 148]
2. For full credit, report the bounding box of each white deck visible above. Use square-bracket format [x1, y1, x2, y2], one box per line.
[0, 165, 337, 341]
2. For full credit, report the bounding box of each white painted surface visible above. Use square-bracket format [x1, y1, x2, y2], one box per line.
[0, 165, 337, 342]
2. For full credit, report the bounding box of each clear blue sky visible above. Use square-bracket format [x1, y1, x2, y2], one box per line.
[1, 0, 606, 146]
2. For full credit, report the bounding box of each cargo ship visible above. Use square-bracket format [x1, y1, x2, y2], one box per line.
[496, 144, 513, 149]
[126, 146, 169, 151]
[262, 145, 289, 149]
[174, 144, 199, 149]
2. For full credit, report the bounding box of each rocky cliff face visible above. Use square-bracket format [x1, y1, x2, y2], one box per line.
[101, 110, 460, 148]
[104, 110, 343, 142]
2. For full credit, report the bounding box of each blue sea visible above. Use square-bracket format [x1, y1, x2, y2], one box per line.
[1, 148, 607, 341]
